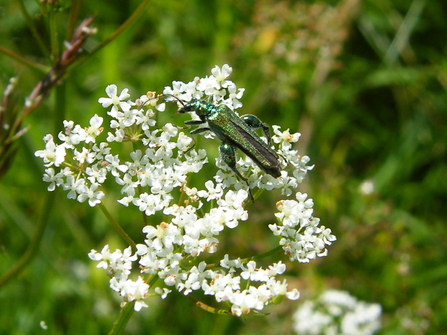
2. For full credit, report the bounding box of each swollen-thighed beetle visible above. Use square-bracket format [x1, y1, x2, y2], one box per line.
[165, 95, 282, 198]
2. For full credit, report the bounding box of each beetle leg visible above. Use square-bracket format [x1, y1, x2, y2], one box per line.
[184, 120, 207, 127]
[181, 136, 197, 155]
[240, 115, 272, 145]
[189, 126, 211, 135]
[219, 142, 244, 180]
[181, 126, 211, 154]
[219, 142, 254, 201]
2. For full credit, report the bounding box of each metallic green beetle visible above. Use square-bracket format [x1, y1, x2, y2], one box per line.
[175, 99, 281, 184]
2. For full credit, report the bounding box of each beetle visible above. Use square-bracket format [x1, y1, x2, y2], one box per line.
[171, 98, 281, 191]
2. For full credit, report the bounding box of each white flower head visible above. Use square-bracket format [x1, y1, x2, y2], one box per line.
[293, 290, 382, 335]
[35, 64, 334, 316]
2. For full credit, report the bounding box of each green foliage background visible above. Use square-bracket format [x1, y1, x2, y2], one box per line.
[1, 0, 446, 334]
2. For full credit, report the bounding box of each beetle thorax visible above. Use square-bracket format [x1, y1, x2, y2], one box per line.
[190, 100, 216, 117]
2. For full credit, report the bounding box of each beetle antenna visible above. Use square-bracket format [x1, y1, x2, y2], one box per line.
[163, 94, 186, 107]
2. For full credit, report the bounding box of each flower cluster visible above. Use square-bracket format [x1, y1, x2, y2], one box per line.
[270, 192, 335, 263]
[293, 290, 382, 335]
[35, 64, 336, 315]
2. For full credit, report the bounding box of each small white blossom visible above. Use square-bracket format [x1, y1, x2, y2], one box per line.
[84, 114, 103, 143]
[211, 64, 233, 86]
[76, 182, 104, 207]
[224, 82, 244, 109]
[34, 134, 66, 167]
[42, 168, 64, 191]
[120, 277, 150, 311]
[98, 84, 131, 115]
[197, 180, 224, 201]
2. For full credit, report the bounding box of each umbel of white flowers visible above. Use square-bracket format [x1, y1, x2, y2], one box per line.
[35, 64, 336, 315]
[293, 290, 382, 335]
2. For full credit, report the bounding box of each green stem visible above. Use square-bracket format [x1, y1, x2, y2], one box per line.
[186, 295, 231, 315]
[108, 301, 135, 335]
[48, 9, 60, 61]
[73, 0, 151, 69]
[0, 191, 55, 288]
[66, 0, 81, 39]
[98, 203, 136, 250]
[0, 46, 49, 74]
[0, 79, 67, 288]
[16, 0, 51, 62]
[252, 246, 282, 262]
[54, 80, 66, 131]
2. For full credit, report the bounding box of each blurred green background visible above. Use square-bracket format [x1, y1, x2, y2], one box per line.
[1, 0, 446, 334]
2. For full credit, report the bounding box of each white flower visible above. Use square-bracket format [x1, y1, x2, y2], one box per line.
[133, 193, 164, 216]
[197, 180, 224, 201]
[154, 287, 171, 299]
[98, 84, 131, 115]
[196, 76, 220, 96]
[230, 290, 264, 316]
[224, 82, 244, 109]
[120, 277, 150, 311]
[62, 174, 85, 199]
[76, 182, 104, 207]
[84, 114, 103, 143]
[88, 245, 114, 270]
[176, 264, 205, 295]
[73, 147, 96, 164]
[211, 64, 233, 85]
[286, 289, 300, 300]
[34, 134, 66, 167]
[267, 261, 286, 276]
[220, 255, 243, 271]
[42, 168, 64, 191]
[272, 125, 300, 145]
[241, 261, 258, 280]
[163, 81, 187, 97]
[104, 154, 128, 176]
